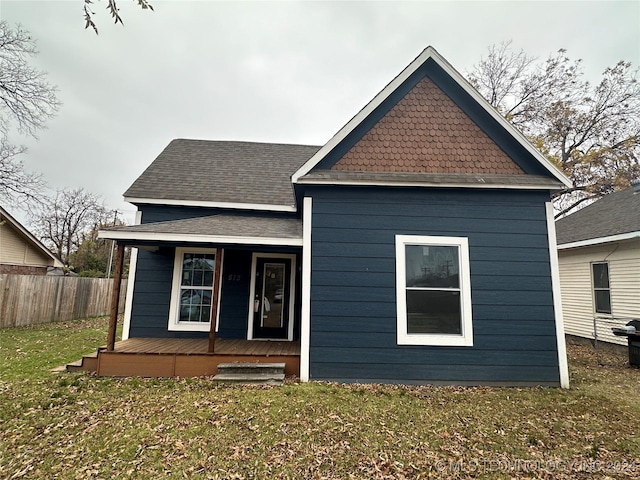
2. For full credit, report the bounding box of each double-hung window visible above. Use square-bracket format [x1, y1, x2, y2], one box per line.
[591, 262, 611, 314]
[168, 248, 218, 332]
[395, 235, 473, 346]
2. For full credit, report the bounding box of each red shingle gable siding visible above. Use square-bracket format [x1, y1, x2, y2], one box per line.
[332, 76, 524, 174]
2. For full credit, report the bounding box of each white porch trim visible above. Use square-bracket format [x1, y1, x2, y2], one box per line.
[547, 202, 570, 389]
[300, 197, 313, 382]
[121, 210, 142, 340]
[99, 230, 303, 247]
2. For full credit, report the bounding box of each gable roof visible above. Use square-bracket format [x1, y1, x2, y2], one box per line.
[556, 186, 640, 248]
[0, 205, 63, 267]
[125, 140, 320, 212]
[292, 46, 570, 188]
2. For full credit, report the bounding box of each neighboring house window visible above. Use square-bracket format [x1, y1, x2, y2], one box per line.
[592, 262, 611, 314]
[395, 235, 473, 346]
[168, 248, 217, 332]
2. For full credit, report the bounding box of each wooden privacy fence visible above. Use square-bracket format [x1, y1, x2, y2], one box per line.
[0, 274, 127, 329]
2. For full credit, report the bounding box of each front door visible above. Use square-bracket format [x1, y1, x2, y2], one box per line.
[251, 256, 292, 339]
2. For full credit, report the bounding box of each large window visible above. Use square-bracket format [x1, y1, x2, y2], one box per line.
[168, 248, 219, 332]
[395, 235, 473, 346]
[592, 262, 611, 314]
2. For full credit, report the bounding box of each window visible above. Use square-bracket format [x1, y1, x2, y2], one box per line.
[395, 235, 473, 346]
[168, 248, 218, 332]
[592, 262, 611, 314]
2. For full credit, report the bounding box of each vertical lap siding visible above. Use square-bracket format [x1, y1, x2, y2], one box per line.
[308, 186, 560, 385]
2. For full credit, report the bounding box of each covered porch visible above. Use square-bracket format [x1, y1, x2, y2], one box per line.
[95, 212, 304, 378]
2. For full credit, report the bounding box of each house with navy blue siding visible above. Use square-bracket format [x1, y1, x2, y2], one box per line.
[98, 47, 571, 387]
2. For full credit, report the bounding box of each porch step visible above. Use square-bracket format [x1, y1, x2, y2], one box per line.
[213, 362, 286, 385]
[64, 350, 99, 373]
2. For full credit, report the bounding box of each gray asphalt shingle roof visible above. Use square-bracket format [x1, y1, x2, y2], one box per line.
[103, 214, 302, 241]
[124, 139, 320, 207]
[555, 186, 640, 245]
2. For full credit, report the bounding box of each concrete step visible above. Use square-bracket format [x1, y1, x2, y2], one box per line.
[216, 362, 286, 375]
[212, 372, 285, 385]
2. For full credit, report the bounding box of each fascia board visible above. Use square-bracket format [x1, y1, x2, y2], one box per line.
[98, 229, 303, 247]
[296, 177, 564, 191]
[124, 197, 297, 213]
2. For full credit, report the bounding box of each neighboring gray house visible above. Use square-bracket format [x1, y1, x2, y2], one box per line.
[556, 185, 640, 345]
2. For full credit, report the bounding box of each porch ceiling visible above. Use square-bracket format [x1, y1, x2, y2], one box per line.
[98, 214, 303, 246]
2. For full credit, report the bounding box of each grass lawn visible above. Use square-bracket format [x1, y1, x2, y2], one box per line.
[0, 318, 638, 479]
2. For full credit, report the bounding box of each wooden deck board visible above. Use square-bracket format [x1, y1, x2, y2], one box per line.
[112, 338, 301, 356]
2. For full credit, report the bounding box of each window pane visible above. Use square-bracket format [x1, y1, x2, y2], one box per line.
[406, 290, 461, 334]
[592, 263, 609, 289]
[405, 245, 459, 288]
[181, 254, 215, 287]
[594, 290, 612, 314]
[262, 263, 286, 328]
[179, 289, 212, 322]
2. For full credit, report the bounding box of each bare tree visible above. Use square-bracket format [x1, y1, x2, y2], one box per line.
[31, 188, 111, 266]
[469, 41, 640, 217]
[0, 142, 45, 209]
[0, 21, 60, 209]
[84, 0, 154, 34]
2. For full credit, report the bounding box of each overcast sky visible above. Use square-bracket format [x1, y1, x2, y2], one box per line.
[1, 0, 639, 224]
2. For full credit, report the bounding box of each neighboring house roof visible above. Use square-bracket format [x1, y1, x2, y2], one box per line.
[0, 205, 63, 268]
[292, 46, 571, 188]
[556, 186, 640, 248]
[104, 214, 302, 246]
[124, 139, 320, 211]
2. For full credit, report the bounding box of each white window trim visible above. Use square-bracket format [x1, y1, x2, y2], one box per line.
[591, 261, 612, 315]
[168, 247, 222, 332]
[247, 252, 297, 341]
[395, 235, 473, 346]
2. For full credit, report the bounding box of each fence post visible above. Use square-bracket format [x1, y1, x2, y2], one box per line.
[107, 244, 125, 351]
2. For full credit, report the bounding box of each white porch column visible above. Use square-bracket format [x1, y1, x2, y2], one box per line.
[300, 197, 313, 382]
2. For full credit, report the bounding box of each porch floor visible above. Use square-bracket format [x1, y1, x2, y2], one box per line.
[110, 338, 301, 356]
[95, 338, 300, 378]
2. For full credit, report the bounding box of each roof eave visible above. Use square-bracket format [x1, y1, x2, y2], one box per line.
[296, 176, 565, 191]
[124, 197, 297, 213]
[98, 229, 303, 247]
[557, 231, 640, 250]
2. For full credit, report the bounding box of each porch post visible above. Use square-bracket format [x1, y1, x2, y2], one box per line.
[208, 248, 223, 353]
[106, 244, 125, 351]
